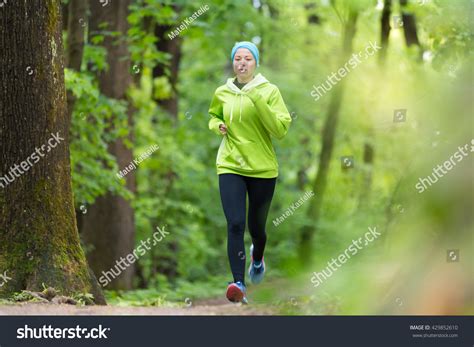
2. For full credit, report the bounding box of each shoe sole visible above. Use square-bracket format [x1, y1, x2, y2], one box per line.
[226, 284, 244, 303]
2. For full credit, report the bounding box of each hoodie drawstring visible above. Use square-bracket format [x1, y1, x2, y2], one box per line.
[227, 74, 268, 126]
[239, 94, 243, 122]
[229, 92, 236, 125]
[229, 92, 244, 125]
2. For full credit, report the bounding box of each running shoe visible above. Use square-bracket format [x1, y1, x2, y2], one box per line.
[226, 281, 248, 304]
[248, 244, 265, 284]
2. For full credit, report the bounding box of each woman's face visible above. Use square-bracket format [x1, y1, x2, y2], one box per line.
[233, 48, 256, 80]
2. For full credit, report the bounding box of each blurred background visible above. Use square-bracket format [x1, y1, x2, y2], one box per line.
[60, 0, 472, 314]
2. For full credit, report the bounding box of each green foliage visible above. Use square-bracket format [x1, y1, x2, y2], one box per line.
[11, 290, 36, 302]
[66, 68, 132, 206]
[127, 0, 178, 70]
[72, 292, 95, 306]
[105, 276, 227, 307]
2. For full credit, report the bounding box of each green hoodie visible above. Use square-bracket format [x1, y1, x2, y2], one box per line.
[208, 73, 292, 178]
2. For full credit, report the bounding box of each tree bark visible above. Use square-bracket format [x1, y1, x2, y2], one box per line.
[80, 0, 136, 290]
[0, 0, 105, 304]
[379, 0, 392, 65]
[298, 9, 359, 262]
[400, 0, 421, 47]
[65, 0, 88, 71]
[65, 0, 88, 231]
[149, 17, 182, 281]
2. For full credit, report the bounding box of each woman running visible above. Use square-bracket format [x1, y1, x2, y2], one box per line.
[208, 41, 292, 304]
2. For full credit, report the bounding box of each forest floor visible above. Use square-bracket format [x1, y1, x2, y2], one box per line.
[0, 297, 276, 315]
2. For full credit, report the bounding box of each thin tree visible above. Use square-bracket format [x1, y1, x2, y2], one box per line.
[379, 0, 392, 64]
[65, 0, 88, 120]
[80, 0, 136, 290]
[298, 6, 359, 262]
[65, 0, 89, 232]
[400, 0, 421, 48]
[382, 0, 422, 239]
[358, 0, 393, 208]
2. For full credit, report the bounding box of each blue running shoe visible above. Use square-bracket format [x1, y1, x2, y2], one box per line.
[226, 281, 248, 304]
[248, 244, 265, 284]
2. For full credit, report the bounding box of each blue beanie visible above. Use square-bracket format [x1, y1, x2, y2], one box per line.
[231, 41, 260, 66]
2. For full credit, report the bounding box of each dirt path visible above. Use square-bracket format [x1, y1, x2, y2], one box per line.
[0, 298, 276, 315]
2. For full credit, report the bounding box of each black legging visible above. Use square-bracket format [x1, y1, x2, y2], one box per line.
[219, 173, 276, 284]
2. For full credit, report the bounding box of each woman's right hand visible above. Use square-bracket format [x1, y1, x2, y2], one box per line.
[219, 123, 227, 135]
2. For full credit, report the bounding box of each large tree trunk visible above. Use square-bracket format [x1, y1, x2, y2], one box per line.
[298, 9, 359, 262]
[80, 0, 136, 290]
[0, 0, 105, 304]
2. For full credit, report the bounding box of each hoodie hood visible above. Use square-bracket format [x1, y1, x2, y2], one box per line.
[225, 73, 269, 124]
[225, 73, 269, 93]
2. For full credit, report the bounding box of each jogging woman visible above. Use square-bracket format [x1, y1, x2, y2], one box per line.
[208, 41, 292, 304]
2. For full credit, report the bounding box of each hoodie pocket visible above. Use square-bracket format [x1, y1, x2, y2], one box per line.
[216, 136, 234, 166]
[236, 141, 277, 171]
